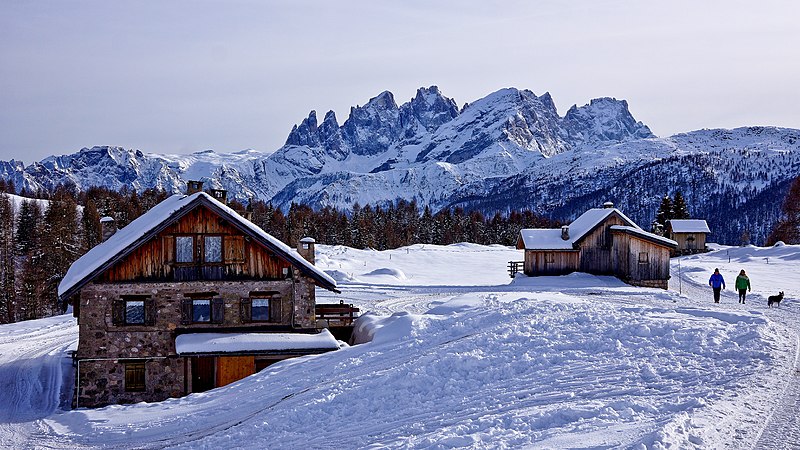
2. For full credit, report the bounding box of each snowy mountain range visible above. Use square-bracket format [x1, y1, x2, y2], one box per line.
[1, 86, 799, 245]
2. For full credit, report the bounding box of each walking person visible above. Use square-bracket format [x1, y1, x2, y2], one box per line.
[709, 268, 726, 303]
[735, 269, 751, 304]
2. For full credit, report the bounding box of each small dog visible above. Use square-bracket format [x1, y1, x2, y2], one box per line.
[767, 292, 784, 308]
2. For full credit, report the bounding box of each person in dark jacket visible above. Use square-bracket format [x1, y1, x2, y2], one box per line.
[709, 268, 726, 303]
[735, 269, 751, 304]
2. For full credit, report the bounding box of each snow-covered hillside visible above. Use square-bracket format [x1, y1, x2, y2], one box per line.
[1, 243, 799, 448]
[1, 87, 799, 245]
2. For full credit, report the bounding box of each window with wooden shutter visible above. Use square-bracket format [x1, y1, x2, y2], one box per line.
[181, 298, 193, 325]
[112, 299, 125, 325]
[270, 296, 282, 322]
[240, 298, 252, 323]
[145, 298, 156, 326]
[211, 298, 224, 324]
[224, 236, 245, 263]
[125, 362, 146, 392]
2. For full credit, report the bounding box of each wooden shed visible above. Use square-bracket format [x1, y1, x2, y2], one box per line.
[515, 202, 677, 289]
[666, 219, 710, 256]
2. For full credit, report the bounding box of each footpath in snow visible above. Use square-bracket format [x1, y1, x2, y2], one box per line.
[0, 242, 797, 449]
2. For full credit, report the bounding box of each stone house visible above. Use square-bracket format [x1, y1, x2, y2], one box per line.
[515, 202, 678, 289]
[58, 189, 340, 408]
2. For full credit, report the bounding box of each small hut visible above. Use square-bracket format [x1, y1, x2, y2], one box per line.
[666, 219, 710, 256]
[515, 202, 677, 289]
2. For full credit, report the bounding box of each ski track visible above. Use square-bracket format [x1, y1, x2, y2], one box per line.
[0, 317, 78, 449]
[2, 246, 800, 448]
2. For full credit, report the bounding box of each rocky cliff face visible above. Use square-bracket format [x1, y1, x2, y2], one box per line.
[2, 87, 798, 245]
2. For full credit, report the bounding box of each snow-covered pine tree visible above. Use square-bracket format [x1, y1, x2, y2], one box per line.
[655, 195, 673, 235]
[0, 193, 15, 323]
[40, 189, 79, 316]
[81, 198, 102, 252]
[672, 191, 690, 219]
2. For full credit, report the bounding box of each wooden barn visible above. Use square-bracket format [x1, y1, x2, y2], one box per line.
[515, 202, 677, 289]
[666, 219, 710, 256]
[59, 186, 341, 408]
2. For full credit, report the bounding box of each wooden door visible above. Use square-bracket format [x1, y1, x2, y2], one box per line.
[216, 356, 255, 387]
[191, 357, 216, 393]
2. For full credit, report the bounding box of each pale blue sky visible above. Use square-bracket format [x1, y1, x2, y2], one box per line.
[1, 0, 798, 162]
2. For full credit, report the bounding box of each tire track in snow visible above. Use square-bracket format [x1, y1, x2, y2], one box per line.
[0, 316, 77, 449]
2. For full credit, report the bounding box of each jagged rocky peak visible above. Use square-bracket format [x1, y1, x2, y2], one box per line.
[401, 86, 459, 133]
[285, 110, 321, 147]
[563, 97, 654, 146]
[342, 91, 403, 156]
[318, 110, 347, 160]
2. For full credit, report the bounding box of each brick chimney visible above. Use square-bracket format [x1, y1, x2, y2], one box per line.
[187, 180, 204, 195]
[100, 216, 117, 242]
[297, 237, 315, 265]
[561, 225, 570, 241]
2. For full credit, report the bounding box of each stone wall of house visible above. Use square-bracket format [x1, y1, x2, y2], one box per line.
[76, 358, 184, 408]
[75, 275, 320, 407]
[626, 279, 669, 290]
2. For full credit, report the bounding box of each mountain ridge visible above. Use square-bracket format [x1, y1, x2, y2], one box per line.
[1, 86, 798, 245]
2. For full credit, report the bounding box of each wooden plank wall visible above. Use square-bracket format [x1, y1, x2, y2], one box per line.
[612, 233, 670, 282]
[524, 251, 579, 275]
[672, 232, 706, 251]
[578, 214, 628, 274]
[100, 205, 291, 282]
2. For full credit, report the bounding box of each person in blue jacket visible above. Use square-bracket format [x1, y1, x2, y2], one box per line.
[708, 268, 726, 303]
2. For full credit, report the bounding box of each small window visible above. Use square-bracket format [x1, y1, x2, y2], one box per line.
[125, 300, 145, 325]
[193, 299, 211, 322]
[204, 236, 222, 263]
[113, 296, 153, 326]
[638, 252, 649, 264]
[545, 253, 555, 264]
[125, 362, 146, 392]
[176, 236, 194, 263]
[252, 298, 270, 321]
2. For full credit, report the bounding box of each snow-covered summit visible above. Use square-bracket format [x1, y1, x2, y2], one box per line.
[1, 87, 798, 245]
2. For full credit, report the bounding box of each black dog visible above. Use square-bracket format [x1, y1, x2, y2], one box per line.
[767, 292, 784, 308]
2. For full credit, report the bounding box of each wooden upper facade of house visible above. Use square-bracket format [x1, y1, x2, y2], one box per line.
[516, 203, 678, 289]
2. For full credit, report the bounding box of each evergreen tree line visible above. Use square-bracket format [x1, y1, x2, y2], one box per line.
[767, 175, 800, 245]
[0, 184, 554, 323]
[1, 177, 795, 324]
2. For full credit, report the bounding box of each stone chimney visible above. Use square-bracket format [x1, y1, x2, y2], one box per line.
[100, 216, 117, 242]
[561, 225, 570, 240]
[297, 237, 315, 265]
[209, 189, 227, 204]
[187, 180, 204, 195]
[603, 201, 614, 209]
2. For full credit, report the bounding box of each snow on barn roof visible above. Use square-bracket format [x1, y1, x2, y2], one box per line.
[609, 225, 678, 248]
[518, 207, 638, 250]
[669, 219, 711, 233]
[175, 330, 340, 355]
[58, 192, 338, 299]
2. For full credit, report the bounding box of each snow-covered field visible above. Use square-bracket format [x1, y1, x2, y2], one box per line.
[1, 243, 799, 449]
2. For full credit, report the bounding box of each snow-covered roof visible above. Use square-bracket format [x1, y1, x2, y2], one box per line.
[669, 219, 711, 233]
[58, 192, 338, 299]
[519, 207, 638, 250]
[518, 229, 576, 250]
[609, 225, 678, 248]
[175, 330, 340, 355]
